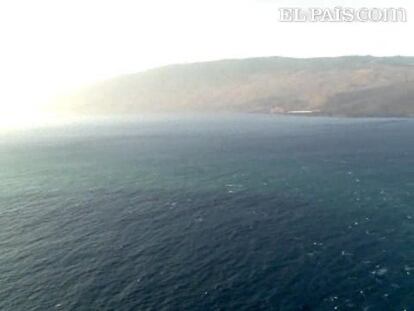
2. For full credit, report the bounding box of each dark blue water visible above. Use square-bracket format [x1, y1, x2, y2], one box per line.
[0, 114, 413, 310]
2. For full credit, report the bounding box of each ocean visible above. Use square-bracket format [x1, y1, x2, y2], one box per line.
[0, 114, 413, 310]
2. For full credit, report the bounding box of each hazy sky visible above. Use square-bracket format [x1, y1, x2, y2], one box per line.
[0, 0, 413, 125]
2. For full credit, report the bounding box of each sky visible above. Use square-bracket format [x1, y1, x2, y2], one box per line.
[0, 0, 413, 128]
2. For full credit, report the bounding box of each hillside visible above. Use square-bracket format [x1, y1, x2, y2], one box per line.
[57, 56, 414, 117]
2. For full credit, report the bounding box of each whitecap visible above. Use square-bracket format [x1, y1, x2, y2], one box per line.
[371, 267, 388, 276]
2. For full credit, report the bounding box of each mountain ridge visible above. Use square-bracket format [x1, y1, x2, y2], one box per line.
[57, 56, 414, 117]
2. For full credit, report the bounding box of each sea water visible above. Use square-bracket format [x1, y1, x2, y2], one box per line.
[0, 114, 413, 310]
